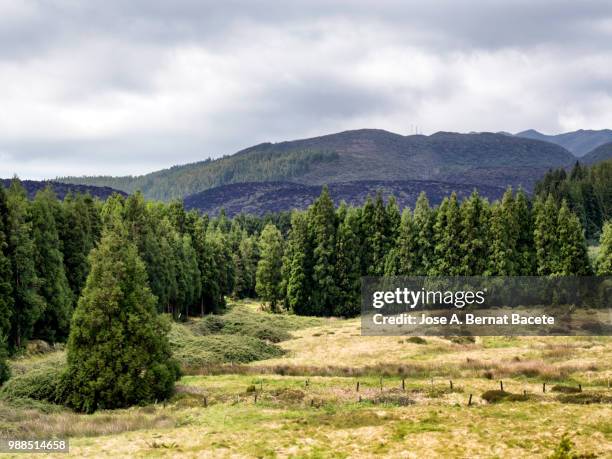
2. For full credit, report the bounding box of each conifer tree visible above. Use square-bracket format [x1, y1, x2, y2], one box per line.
[488, 188, 519, 275]
[283, 212, 313, 315]
[255, 224, 284, 311]
[30, 188, 74, 343]
[390, 208, 418, 275]
[62, 227, 180, 413]
[60, 193, 98, 296]
[596, 221, 612, 275]
[334, 206, 362, 316]
[556, 200, 591, 275]
[363, 192, 392, 275]
[459, 191, 490, 275]
[534, 195, 561, 275]
[412, 192, 434, 275]
[515, 189, 536, 275]
[233, 233, 259, 299]
[431, 193, 463, 275]
[0, 187, 13, 342]
[308, 187, 338, 315]
[6, 179, 44, 349]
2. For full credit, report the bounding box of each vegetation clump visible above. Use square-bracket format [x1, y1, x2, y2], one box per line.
[60, 228, 181, 413]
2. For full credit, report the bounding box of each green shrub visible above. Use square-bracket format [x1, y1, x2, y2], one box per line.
[481, 390, 530, 403]
[406, 337, 427, 345]
[557, 392, 612, 404]
[0, 367, 64, 403]
[551, 384, 582, 394]
[169, 323, 284, 370]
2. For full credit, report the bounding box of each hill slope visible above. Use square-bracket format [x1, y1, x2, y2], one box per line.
[581, 142, 612, 165]
[1, 179, 126, 200]
[58, 129, 574, 200]
[515, 129, 612, 157]
[184, 180, 507, 216]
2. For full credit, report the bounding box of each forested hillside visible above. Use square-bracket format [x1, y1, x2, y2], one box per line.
[57, 130, 575, 200]
[535, 159, 612, 238]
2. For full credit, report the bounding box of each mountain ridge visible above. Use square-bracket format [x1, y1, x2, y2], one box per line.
[515, 128, 612, 157]
[57, 129, 575, 200]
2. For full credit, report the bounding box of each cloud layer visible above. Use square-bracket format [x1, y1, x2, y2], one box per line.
[1, 0, 612, 178]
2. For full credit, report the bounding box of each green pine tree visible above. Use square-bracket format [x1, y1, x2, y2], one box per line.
[255, 224, 284, 311]
[6, 179, 44, 350]
[596, 221, 612, 275]
[30, 188, 74, 343]
[308, 187, 338, 315]
[459, 191, 490, 275]
[412, 192, 434, 275]
[62, 227, 180, 413]
[488, 188, 519, 275]
[0, 186, 13, 342]
[556, 200, 592, 275]
[283, 212, 313, 315]
[534, 195, 561, 275]
[431, 193, 463, 275]
[334, 206, 362, 316]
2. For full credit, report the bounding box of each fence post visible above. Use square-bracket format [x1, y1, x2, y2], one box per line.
[468, 394, 473, 406]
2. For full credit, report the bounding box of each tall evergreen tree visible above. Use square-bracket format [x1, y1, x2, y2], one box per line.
[233, 233, 259, 299]
[0, 187, 13, 342]
[459, 191, 490, 275]
[30, 188, 74, 343]
[534, 195, 561, 275]
[283, 212, 313, 315]
[334, 206, 362, 316]
[515, 189, 536, 275]
[6, 180, 44, 349]
[255, 224, 284, 311]
[62, 227, 180, 413]
[389, 208, 418, 275]
[488, 188, 519, 275]
[308, 187, 338, 315]
[430, 193, 463, 275]
[596, 221, 612, 275]
[412, 192, 434, 275]
[556, 200, 592, 275]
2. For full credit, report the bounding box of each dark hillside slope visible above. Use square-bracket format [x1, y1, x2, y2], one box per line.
[1, 179, 126, 200]
[58, 129, 574, 200]
[183, 180, 507, 217]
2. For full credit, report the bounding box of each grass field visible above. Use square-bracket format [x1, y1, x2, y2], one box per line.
[1, 300, 611, 458]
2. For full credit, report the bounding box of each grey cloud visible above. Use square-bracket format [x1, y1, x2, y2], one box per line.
[0, 1, 611, 179]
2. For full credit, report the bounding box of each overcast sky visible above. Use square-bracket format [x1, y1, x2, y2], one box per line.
[1, 0, 612, 179]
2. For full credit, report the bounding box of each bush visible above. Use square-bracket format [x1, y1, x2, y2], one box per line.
[406, 337, 427, 345]
[0, 367, 64, 403]
[481, 390, 531, 403]
[551, 384, 582, 394]
[557, 392, 612, 404]
[169, 323, 284, 370]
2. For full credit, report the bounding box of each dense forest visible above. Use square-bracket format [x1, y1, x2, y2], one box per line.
[535, 159, 612, 238]
[0, 177, 610, 411]
[59, 149, 339, 201]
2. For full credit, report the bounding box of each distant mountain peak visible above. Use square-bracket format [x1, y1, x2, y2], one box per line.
[515, 128, 612, 156]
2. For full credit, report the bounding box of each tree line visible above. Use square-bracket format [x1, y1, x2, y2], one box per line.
[535, 159, 611, 239]
[254, 186, 610, 317]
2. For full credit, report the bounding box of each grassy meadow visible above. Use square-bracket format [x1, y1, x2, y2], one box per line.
[1, 300, 611, 458]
